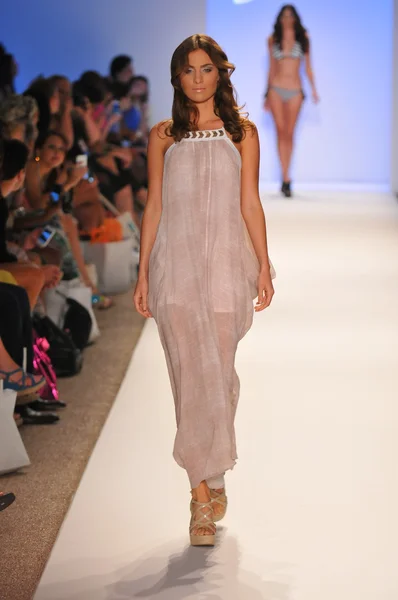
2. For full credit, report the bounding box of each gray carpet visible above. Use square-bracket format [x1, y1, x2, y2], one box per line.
[0, 292, 145, 600]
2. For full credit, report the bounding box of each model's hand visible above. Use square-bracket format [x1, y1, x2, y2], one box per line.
[312, 90, 320, 104]
[263, 97, 270, 112]
[134, 278, 152, 318]
[255, 269, 274, 312]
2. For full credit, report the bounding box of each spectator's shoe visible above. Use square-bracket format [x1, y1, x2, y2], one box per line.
[0, 492, 16, 512]
[92, 294, 113, 310]
[0, 368, 46, 398]
[28, 399, 67, 411]
[17, 405, 59, 425]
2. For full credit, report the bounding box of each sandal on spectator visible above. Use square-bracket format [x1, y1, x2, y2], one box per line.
[0, 492, 16, 512]
[0, 368, 46, 398]
[92, 294, 113, 310]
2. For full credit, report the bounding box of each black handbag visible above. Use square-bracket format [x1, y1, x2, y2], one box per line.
[32, 314, 83, 377]
[63, 297, 92, 351]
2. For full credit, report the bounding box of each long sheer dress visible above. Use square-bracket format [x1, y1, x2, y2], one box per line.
[148, 127, 275, 489]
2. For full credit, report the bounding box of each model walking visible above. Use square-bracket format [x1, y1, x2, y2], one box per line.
[264, 4, 319, 197]
[134, 34, 275, 546]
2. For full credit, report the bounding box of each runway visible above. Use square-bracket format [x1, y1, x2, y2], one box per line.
[35, 191, 398, 600]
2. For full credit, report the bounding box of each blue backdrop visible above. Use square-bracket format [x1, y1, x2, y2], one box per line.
[0, 0, 393, 187]
[207, 0, 393, 186]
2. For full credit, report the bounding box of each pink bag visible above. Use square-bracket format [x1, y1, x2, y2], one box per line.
[33, 336, 59, 401]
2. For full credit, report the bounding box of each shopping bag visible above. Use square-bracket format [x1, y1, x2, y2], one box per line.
[0, 386, 30, 475]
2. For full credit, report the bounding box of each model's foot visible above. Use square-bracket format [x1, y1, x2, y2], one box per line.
[281, 181, 292, 197]
[190, 482, 214, 538]
[209, 487, 227, 521]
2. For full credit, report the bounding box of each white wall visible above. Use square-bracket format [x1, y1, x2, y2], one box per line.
[208, 0, 393, 188]
[392, 0, 398, 194]
[1, 0, 206, 126]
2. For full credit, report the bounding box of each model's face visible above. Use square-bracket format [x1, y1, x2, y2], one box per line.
[281, 8, 295, 27]
[179, 49, 219, 104]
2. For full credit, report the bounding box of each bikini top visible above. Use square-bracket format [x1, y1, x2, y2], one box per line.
[272, 41, 304, 61]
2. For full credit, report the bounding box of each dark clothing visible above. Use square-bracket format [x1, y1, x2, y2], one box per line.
[0, 283, 34, 371]
[0, 194, 17, 264]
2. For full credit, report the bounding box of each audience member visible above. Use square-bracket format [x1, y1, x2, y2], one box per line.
[109, 54, 134, 84]
[0, 139, 61, 308]
[0, 44, 17, 101]
[0, 44, 149, 447]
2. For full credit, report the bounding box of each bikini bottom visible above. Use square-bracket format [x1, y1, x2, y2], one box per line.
[269, 86, 305, 102]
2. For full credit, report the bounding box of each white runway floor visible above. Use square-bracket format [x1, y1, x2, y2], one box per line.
[35, 192, 398, 600]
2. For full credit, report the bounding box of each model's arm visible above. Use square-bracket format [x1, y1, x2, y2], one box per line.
[264, 36, 276, 108]
[304, 35, 319, 103]
[133, 123, 167, 317]
[240, 125, 274, 311]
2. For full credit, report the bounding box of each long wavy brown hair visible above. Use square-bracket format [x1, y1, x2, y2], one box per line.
[168, 34, 252, 143]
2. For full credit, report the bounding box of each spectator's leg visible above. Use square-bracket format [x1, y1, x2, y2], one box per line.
[60, 213, 94, 289]
[115, 185, 140, 228]
[0, 264, 45, 309]
[0, 285, 23, 368]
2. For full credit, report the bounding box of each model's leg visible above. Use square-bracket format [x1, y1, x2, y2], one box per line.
[282, 93, 304, 184]
[268, 89, 289, 182]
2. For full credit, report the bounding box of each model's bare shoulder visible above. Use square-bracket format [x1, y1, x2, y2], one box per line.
[150, 120, 174, 155]
[267, 35, 274, 47]
[242, 119, 258, 140]
[153, 119, 172, 137]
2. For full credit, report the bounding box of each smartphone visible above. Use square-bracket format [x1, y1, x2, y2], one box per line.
[76, 154, 94, 183]
[111, 100, 121, 115]
[75, 154, 88, 168]
[50, 184, 63, 205]
[37, 226, 55, 248]
[110, 100, 122, 134]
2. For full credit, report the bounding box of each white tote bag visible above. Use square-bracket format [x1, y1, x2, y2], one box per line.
[0, 386, 30, 475]
[80, 238, 135, 295]
[45, 279, 100, 343]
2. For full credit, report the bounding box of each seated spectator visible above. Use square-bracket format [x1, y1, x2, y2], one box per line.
[0, 280, 60, 425]
[0, 94, 39, 150]
[72, 73, 141, 228]
[24, 77, 73, 148]
[0, 139, 61, 308]
[48, 75, 74, 148]
[109, 55, 134, 84]
[0, 281, 45, 397]
[124, 76, 150, 144]
[0, 44, 17, 101]
[23, 130, 112, 308]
